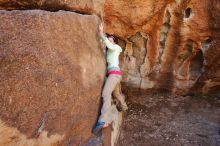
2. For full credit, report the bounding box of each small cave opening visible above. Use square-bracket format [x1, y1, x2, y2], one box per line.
[205, 38, 213, 44]
[184, 7, 192, 18]
[189, 50, 204, 80]
[201, 37, 213, 52]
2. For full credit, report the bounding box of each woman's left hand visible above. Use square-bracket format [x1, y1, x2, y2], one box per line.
[99, 23, 104, 34]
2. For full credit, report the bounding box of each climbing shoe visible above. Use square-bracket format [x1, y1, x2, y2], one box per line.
[92, 121, 108, 135]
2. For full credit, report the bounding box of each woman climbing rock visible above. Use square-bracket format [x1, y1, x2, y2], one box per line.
[93, 24, 128, 135]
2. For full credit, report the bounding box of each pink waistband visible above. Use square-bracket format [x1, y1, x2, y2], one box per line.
[107, 70, 123, 76]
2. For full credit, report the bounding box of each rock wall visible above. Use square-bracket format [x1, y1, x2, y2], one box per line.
[0, 0, 104, 15]
[0, 10, 105, 146]
[104, 0, 220, 94]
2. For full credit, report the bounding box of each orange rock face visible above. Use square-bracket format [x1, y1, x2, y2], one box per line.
[0, 10, 105, 146]
[104, 0, 220, 94]
[104, 0, 173, 38]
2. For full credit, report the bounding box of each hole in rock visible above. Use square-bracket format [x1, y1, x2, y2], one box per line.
[189, 50, 204, 80]
[205, 38, 213, 44]
[184, 8, 192, 18]
[201, 37, 213, 51]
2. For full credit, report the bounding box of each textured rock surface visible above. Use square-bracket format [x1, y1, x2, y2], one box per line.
[0, 0, 104, 15]
[104, 0, 220, 94]
[104, 0, 173, 38]
[0, 10, 105, 146]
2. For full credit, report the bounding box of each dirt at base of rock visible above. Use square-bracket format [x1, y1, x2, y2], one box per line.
[118, 91, 220, 146]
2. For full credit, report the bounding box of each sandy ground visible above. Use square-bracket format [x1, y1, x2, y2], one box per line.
[84, 91, 220, 146]
[117, 91, 220, 146]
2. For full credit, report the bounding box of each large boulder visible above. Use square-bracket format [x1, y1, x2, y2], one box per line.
[0, 0, 104, 15]
[0, 10, 105, 146]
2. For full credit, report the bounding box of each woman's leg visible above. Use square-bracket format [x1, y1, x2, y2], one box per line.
[113, 82, 128, 111]
[99, 74, 121, 124]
